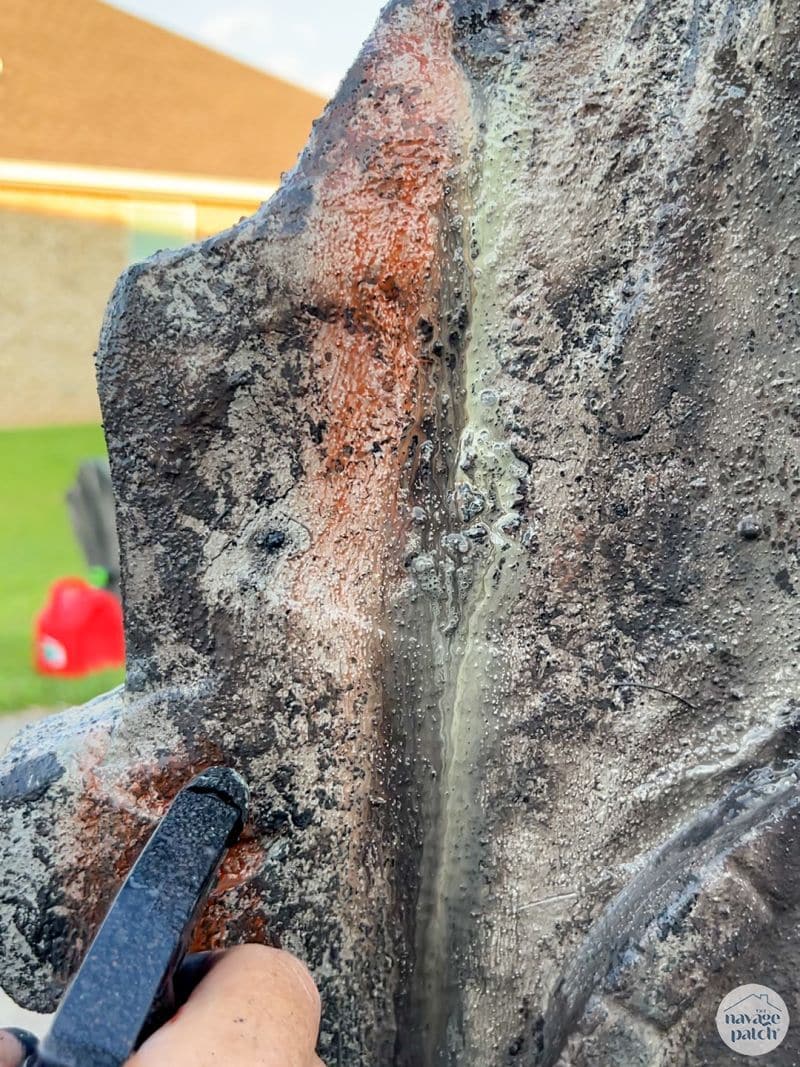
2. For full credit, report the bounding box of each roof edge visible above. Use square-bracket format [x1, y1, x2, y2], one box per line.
[0, 159, 278, 205]
[101, 0, 329, 107]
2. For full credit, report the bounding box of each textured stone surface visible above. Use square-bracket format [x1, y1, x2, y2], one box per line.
[1, 0, 800, 1064]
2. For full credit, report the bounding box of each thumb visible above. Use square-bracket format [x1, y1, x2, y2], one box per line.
[128, 945, 324, 1067]
[0, 1029, 39, 1067]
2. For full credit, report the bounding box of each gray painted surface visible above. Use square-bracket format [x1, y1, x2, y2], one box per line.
[0, 713, 51, 1036]
[1, 1, 800, 1064]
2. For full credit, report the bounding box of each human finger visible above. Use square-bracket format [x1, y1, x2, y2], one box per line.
[128, 945, 324, 1067]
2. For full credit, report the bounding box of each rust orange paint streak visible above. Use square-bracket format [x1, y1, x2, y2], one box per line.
[213, 835, 264, 895]
[66, 740, 257, 967]
[291, 0, 471, 634]
[190, 864, 270, 954]
[310, 0, 469, 488]
[282, 3, 473, 919]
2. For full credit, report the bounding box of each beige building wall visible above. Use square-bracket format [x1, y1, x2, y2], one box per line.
[0, 164, 274, 428]
[0, 207, 127, 427]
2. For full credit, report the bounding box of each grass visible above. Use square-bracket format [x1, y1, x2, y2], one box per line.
[0, 425, 124, 713]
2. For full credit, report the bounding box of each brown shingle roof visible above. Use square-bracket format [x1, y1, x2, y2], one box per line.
[0, 0, 326, 183]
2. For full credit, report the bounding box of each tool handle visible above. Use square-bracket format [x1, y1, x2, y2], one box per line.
[28, 767, 249, 1067]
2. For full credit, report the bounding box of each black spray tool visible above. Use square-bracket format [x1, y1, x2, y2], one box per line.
[25, 766, 250, 1067]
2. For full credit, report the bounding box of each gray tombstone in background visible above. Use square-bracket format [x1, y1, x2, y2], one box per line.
[67, 459, 120, 595]
[1, 1, 800, 1064]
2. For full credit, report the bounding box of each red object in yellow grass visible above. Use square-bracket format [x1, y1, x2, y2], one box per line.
[34, 577, 125, 677]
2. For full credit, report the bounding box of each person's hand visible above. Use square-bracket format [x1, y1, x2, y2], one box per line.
[0, 945, 325, 1067]
[131, 945, 324, 1067]
[0, 1029, 37, 1067]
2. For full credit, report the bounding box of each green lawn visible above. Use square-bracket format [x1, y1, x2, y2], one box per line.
[0, 425, 124, 713]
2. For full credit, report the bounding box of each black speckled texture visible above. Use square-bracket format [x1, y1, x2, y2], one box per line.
[2, 1, 800, 1063]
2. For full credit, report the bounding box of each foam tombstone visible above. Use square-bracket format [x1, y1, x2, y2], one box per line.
[2, 1, 800, 1064]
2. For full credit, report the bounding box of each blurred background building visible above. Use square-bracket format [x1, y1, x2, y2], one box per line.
[1, 0, 325, 427]
[0, 0, 327, 718]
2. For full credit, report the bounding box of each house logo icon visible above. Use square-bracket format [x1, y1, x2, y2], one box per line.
[716, 984, 789, 1056]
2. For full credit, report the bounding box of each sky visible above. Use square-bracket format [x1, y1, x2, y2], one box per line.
[108, 0, 386, 98]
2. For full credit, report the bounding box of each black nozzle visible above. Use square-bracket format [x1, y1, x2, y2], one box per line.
[32, 766, 250, 1067]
